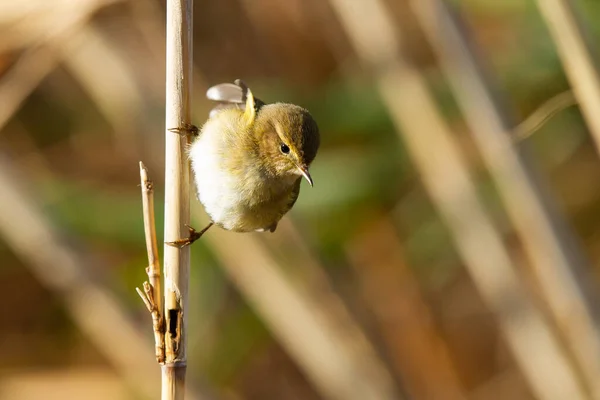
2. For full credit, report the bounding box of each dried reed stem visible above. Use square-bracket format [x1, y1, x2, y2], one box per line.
[533, 0, 600, 154]
[413, 2, 600, 397]
[327, 0, 587, 398]
[163, 0, 194, 398]
[137, 162, 165, 363]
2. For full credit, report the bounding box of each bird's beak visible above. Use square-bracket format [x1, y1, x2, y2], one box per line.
[298, 165, 313, 187]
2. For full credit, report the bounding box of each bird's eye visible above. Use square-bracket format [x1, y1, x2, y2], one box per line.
[280, 144, 290, 154]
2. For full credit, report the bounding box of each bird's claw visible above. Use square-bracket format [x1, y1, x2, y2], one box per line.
[168, 123, 199, 137]
[165, 223, 213, 248]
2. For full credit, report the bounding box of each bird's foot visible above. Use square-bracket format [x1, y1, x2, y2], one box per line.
[254, 223, 277, 233]
[166, 223, 213, 248]
[168, 123, 199, 137]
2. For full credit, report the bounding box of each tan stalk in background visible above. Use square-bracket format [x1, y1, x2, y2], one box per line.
[326, 0, 588, 398]
[346, 217, 466, 400]
[201, 224, 402, 400]
[413, 1, 600, 397]
[63, 25, 143, 155]
[0, 0, 123, 130]
[162, 0, 194, 398]
[533, 0, 600, 155]
[0, 0, 122, 52]
[128, 0, 210, 111]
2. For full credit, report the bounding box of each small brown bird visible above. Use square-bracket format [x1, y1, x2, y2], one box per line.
[167, 79, 320, 247]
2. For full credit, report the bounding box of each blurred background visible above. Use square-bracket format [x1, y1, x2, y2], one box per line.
[2, 0, 600, 399]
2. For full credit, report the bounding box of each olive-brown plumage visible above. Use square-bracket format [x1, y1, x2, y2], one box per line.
[186, 79, 320, 236]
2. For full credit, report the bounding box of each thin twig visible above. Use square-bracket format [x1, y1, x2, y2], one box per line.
[163, 0, 194, 398]
[138, 161, 165, 363]
[514, 90, 577, 140]
[136, 286, 153, 311]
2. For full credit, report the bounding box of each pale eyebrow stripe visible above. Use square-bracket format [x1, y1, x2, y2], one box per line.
[273, 121, 287, 144]
[273, 121, 300, 158]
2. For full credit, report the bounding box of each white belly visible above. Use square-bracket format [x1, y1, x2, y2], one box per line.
[189, 127, 242, 230]
[188, 115, 299, 232]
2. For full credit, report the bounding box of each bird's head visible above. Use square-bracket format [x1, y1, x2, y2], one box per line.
[245, 94, 320, 186]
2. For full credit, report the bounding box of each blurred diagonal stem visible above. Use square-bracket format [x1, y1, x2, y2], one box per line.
[0, 0, 123, 132]
[64, 25, 144, 155]
[346, 218, 466, 400]
[327, 0, 588, 398]
[0, 154, 162, 399]
[414, 1, 600, 397]
[200, 216, 402, 400]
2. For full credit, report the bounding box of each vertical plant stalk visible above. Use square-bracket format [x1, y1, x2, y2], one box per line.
[137, 162, 165, 363]
[163, 0, 194, 398]
[533, 0, 600, 154]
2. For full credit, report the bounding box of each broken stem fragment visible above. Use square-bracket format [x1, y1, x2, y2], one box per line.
[137, 161, 165, 363]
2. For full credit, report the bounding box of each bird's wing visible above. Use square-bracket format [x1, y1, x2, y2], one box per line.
[284, 179, 302, 215]
[206, 79, 265, 118]
[264, 180, 302, 233]
[206, 82, 244, 104]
